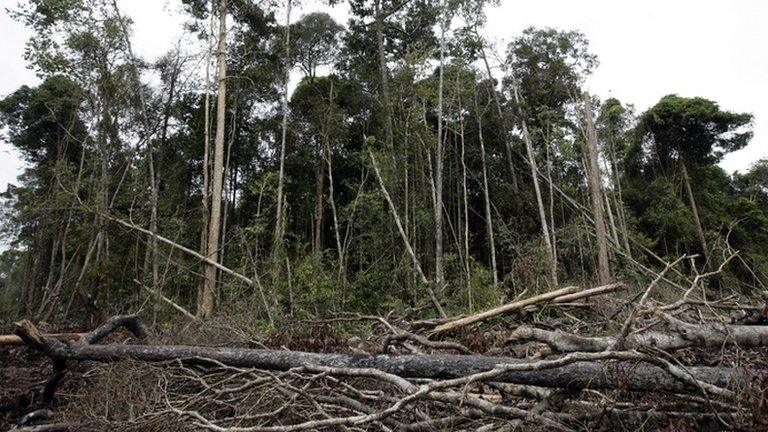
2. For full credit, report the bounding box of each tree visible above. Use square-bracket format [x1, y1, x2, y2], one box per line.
[291, 12, 343, 80]
[583, 93, 611, 285]
[597, 98, 634, 256]
[199, 0, 229, 319]
[633, 95, 753, 263]
[505, 27, 598, 287]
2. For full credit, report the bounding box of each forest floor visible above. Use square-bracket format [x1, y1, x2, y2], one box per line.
[3, 292, 768, 431]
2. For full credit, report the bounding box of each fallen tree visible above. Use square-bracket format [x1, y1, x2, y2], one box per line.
[508, 318, 768, 352]
[12, 316, 756, 395]
[0, 333, 86, 346]
[430, 283, 623, 335]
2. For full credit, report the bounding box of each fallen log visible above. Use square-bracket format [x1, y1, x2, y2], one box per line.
[508, 319, 768, 352]
[430, 285, 582, 335]
[14, 320, 754, 395]
[0, 333, 86, 346]
[430, 284, 623, 335]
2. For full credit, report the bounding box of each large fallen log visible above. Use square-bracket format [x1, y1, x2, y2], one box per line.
[14, 319, 754, 395]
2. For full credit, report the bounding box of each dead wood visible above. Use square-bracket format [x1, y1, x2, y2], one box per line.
[508, 320, 768, 352]
[0, 334, 86, 346]
[431, 284, 627, 335]
[14, 319, 754, 395]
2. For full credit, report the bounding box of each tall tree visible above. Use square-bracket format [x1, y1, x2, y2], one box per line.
[199, 0, 229, 319]
[273, 0, 293, 261]
[584, 93, 611, 284]
[633, 95, 753, 264]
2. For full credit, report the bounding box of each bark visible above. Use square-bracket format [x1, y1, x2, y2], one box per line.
[608, 136, 632, 257]
[583, 93, 611, 285]
[106, 213, 254, 287]
[324, 83, 344, 280]
[432, 283, 624, 335]
[112, 0, 172, 321]
[14, 320, 752, 395]
[200, 0, 229, 319]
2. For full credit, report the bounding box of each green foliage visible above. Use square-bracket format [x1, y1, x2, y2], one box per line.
[633, 95, 753, 170]
[2, 0, 767, 325]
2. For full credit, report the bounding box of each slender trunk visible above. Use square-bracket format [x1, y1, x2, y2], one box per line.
[434, 9, 446, 292]
[679, 155, 709, 264]
[475, 99, 498, 288]
[373, 0, 394, 153]
[477, 32, 519, 194]
[273, 0, 292, 260]
[369, 149, 446, 318]
[199, 0, 214, 308]
[545, 136, 558, 287]
[199, 0, 228, 319]
[325, 83, 344, 281]
[459, 115, 472, 311]
[584, 93, 611, 285]
[604, 186, 620, 247]
[112, 0, 161, 319]
[313, 143, 326, 255]
[607, 139, 632, 256]
[218, 101, 236, 290]
[511, 79, 556, 286]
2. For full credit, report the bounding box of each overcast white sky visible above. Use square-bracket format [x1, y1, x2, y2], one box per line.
[1, 0, 766, 194]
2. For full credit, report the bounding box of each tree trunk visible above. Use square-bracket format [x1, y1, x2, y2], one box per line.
[272, 0, 292, 261]
[459, 113, 472, 311]
[679, 154, 709, 264]
[199, 0, 228, 319]
[325, 82, 344, 281]
[369, 149, 446, 318]
[475, 98, 498, 288]
[434, 7, 446, 293]
[373, 0, 394, 153]
[16, 320, 750, 395]
[476, 32, 519, 194]
[313, 147, 326, 255]
[583, 93, 611, 285]
[519, 112, 557, 286]
[199, 1, 215, 310]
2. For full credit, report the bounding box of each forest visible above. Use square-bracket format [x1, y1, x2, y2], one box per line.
[1, 0, 768, 431]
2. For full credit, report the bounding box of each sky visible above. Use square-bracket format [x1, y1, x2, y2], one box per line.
[1, 0, 766, 194]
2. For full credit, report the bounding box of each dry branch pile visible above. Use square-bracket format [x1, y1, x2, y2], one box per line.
[4, 276, 768, 431]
